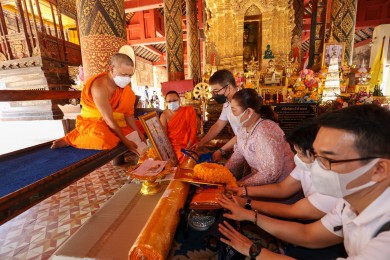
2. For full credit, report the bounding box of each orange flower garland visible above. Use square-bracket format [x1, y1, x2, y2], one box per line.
[193, 163, 237, 187]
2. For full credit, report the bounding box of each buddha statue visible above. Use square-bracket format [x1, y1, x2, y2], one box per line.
[264, 59, 281, 85]
[263, 44, 274, 59]
[202, 64, 212, 84]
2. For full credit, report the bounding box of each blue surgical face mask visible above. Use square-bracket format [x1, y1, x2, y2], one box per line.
[167, 101, 180, 111]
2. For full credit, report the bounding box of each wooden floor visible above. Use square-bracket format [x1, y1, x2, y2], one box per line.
[0, 161, 131, 259]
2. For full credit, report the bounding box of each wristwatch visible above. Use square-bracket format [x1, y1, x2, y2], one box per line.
[218, 148, 226, 155]
[244, 199, 252, 210]
[249, 242, 262, 260]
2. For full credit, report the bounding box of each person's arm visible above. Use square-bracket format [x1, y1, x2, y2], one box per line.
[251, 197, 326, 220]
[225, 143, 245, 177]
[91, 84, 138, 152]
[159, 110, 168, 133]
[186, 107, 198, 148]
[125, 114, 146, 142]
[218, 220, 295, 259]
[212, 135, 237, 162]
[218, 195, 343, 248]
[195, 119, 228, 148]
[235, 175, 302, 198]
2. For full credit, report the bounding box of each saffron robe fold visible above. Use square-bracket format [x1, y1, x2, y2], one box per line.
[167, 106, 198, 161]
[64, 72, 136, 150]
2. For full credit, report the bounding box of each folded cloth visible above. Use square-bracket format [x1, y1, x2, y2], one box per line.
[189, 185, 225, 210]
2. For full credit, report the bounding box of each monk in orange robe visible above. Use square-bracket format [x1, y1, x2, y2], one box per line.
[51, 53, 144, 152]
[160, 91, 198, 162]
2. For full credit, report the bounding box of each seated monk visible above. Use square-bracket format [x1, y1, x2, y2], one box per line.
[51, 53, 145, 153]
[159, 91, 198, 162]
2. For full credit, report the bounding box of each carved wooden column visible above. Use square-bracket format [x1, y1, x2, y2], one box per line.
[76, 0, 127, 80]
[186, 0, 201, 83]
[330, 0, 358, 65]
[290, 0, 303, 64]
[164, 0, 185, 81]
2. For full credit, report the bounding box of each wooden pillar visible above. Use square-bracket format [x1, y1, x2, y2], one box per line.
[21, 0, 35, 50]
[0, 3, 13, 59]
[330, 0, 358, 65]
[164, 0, 185, 81]
[76, 0, 127, 80]
[15, 0, 32, 56]
[186, 0, 201, 84]
[290, 0, 304, 64]
[34, 0, 46, 34]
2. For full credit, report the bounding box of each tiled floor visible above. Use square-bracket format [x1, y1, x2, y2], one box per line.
[0, 161, 131, 260]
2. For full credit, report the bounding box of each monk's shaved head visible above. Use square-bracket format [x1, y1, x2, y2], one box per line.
[110, 53, 134, 67]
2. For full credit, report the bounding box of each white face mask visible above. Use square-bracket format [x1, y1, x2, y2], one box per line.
[113, 75, 131, 88]
[234, 109, 251, 127]
[167, 101, 180, 111]
[294, 154, 312, 171]
[311, 158, 379, 198]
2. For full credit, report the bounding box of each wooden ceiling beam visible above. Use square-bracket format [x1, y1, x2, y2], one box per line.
[124, 0, 163, 13]
[129, 34, 187, 46]
[354, 38, 372, 48]
[141, 45, 163, 56]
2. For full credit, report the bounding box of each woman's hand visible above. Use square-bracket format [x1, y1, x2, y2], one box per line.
[212, 150, 222, 162]
[218, 220, 252, 257]
[217, 194, 252, 221]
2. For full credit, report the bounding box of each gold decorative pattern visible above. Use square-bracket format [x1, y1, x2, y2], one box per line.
[204, 0, 293, 71]
[186, 0, 201, 83]
[330, 0, 358, 65]
[58, 0, 77, 19]
[80, 35, 127, 80]
[77, 0, 126, 39]
[164, 0, 185, 80]
[245, 4, 261, 16]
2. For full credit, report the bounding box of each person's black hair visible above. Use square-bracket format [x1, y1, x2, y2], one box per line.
[285, 119, 319, 155]
[317, 104, 390, 159]
[209, 69, 237, 88]
[232, 88, 276, 122]
[165, 90, 180, 99]
[260, 105, 279, 124]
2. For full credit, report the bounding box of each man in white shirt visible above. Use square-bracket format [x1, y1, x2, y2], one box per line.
[218, 104, 390, 259]
[193, 69, 240, 160]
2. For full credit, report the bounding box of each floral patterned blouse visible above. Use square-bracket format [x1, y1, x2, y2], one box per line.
[225, 119, 295, 186]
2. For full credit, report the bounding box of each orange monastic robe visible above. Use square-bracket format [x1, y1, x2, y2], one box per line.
[64, 72, 136, 150]
[167, 106, 198, 161]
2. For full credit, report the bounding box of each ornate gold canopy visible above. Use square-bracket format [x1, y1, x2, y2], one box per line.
[204, 0, 294, 72]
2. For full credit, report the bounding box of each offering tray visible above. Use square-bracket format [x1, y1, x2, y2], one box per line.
[127, 162, 172, 195]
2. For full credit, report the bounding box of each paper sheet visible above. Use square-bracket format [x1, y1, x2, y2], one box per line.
[126, 131, 148, 156]
[130, 159, 168, 177]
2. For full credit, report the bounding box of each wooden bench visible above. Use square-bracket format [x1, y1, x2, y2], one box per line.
[0, 90, 130, 224]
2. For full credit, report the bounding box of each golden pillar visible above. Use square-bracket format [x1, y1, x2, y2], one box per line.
[76, 0, 127, 80]
[186, 0, 201, 83]
[330, 0, 358, 65]
[164, 0, 185, 81]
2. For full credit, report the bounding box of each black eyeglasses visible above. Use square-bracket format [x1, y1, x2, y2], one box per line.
[211, 84, 228, 96]
[314, 155, 377, 170]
